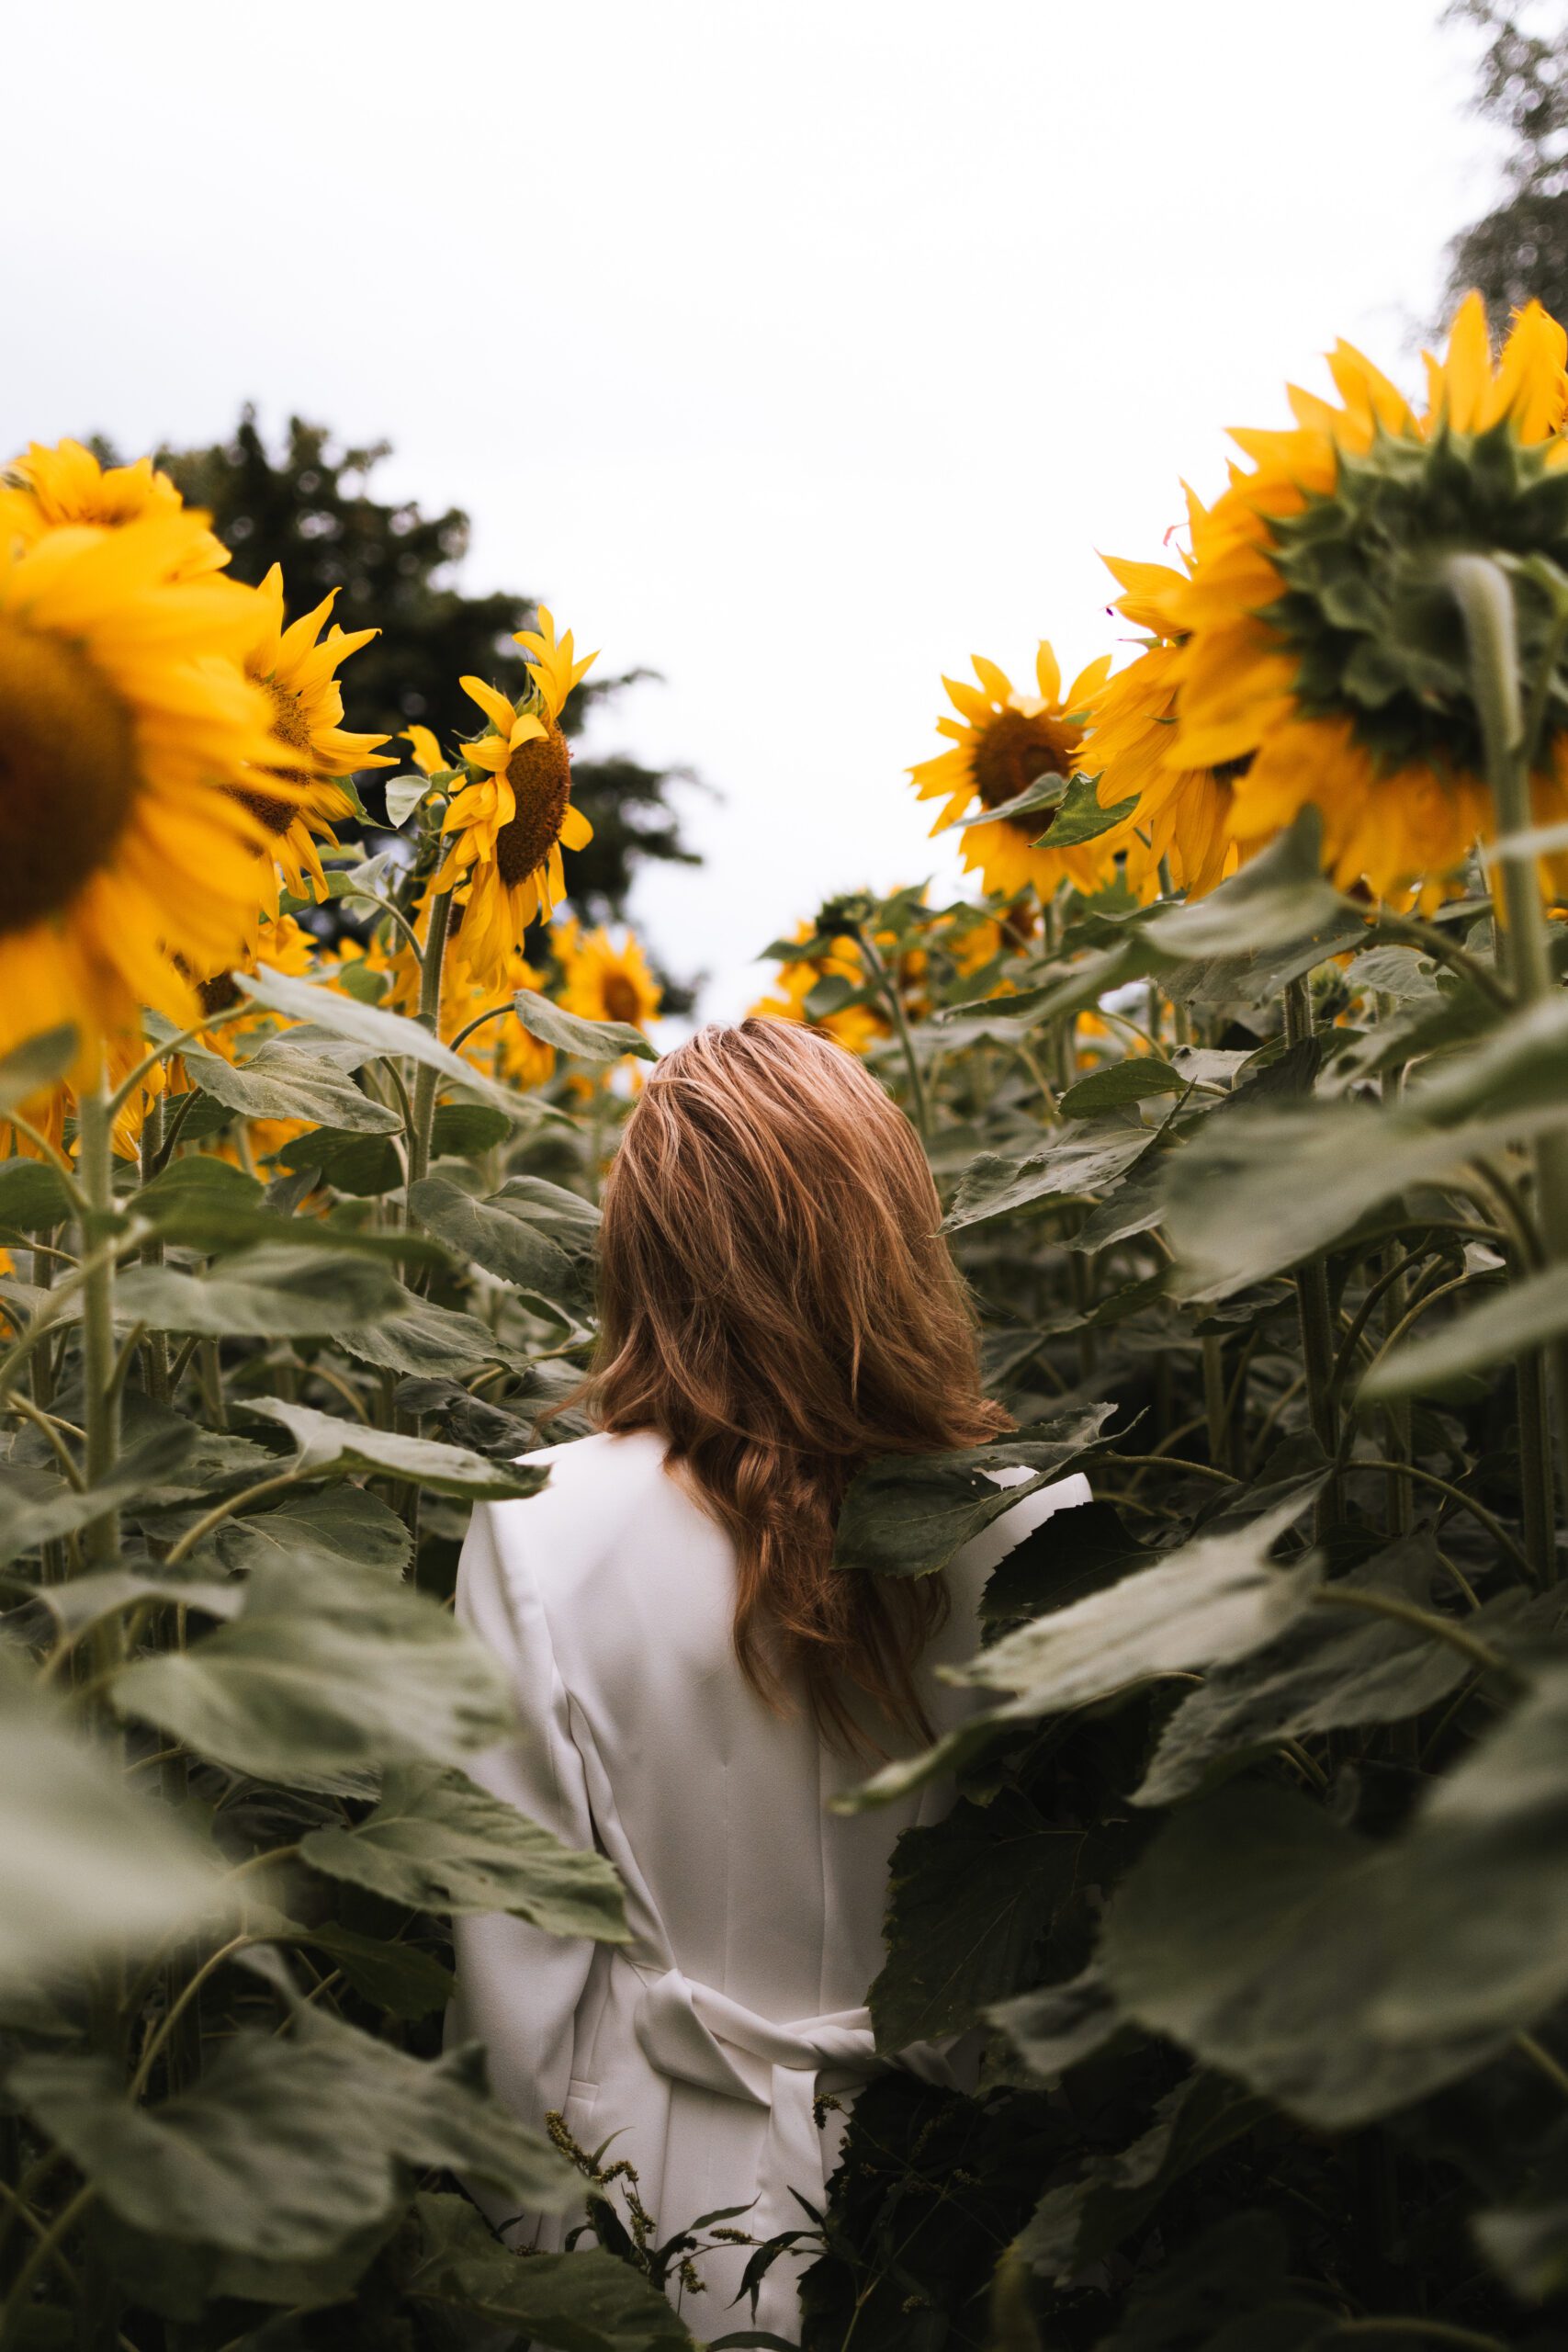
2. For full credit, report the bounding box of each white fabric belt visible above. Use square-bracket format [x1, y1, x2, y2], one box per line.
[623, 1951, 880, 2245]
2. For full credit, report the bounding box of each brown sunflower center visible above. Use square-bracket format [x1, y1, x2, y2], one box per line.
[494, 719, 573, 888]
[231, 678, 313, 836]
[602, 973, 642, 1025]
[197, 970, 243, 1016]
[971, 707, 1083, 831]
[0, 616, 139, 938]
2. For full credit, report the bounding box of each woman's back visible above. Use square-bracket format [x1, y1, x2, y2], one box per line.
[449, 1424, 1089, 2335]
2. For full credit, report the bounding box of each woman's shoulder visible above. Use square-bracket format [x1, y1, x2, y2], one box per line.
[482, 1427, 691, 1578]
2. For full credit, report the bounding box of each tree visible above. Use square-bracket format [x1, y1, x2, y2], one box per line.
[159, 410, 702, 932]
[1444, 2, 1568, 328]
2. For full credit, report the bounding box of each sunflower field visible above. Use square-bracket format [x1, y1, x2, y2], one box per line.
[11, 294, 1568, 2351]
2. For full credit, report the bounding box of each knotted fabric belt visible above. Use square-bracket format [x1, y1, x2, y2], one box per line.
[623, 1954, 880, 2245]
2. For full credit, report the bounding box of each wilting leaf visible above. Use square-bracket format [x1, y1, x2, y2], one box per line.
[0, 1424, 197, 1567]
[240, 967, 531, 1125]
[834, 1406, 1115, 1577]
[511, 986, 659, 1063]
[179, 1035, 402, 1134]
[0, 1155, 73, 1232]
[943, 1126, 1155, 1233]
[1134, 1533, 1507, 1805]
[392, 2191, 694, 2350]
[242, 1396, 547, 1499]
[10, 2008, 573, 2269]
[115, 1247, 408, 1339]
[0, 1681, 233, 1986]
[989, 1963, 1124, 2081]
[111, 1556, 514, 1792]
[870, 1793, 1085, 2052]
[299, 1763, 627, 1939]
[953, 1498, 1319, 1719]
[212, 1484, 412, 1577]
[409, 1172, 584, 1299]
[337, 1289, 525, 1379]
[1359, 1263, 1568, 1397]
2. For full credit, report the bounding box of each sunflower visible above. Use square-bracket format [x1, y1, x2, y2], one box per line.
[1082, 494, 1241, 900]
[434, 607, 597, 982]
[445, 945, 557, 1090]
[1, 439, 229, 577]
[0, 514, 278, 1067]
[748, 924, 888, 1056]
[235, 566, 392, 906]
[1165, 295, 1568, 898]
[910, 643, 1121, 901]
[559, 925, 662, 1034]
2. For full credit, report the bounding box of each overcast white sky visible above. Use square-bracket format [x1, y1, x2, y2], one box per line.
[5, 1, 1503, 1016]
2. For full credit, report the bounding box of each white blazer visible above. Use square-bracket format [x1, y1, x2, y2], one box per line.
[448, 1428, 1089, 2342]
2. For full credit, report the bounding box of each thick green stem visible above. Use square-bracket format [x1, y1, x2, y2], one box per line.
[1449, 551, 1568, 1570]
[76, 1086, 120, 1587]
[1201, 1334, 1230, 1474]
[1283, 979, 1340, 1521]
[406, 888, 454, 1191]
[139, 1101, 170, 1407]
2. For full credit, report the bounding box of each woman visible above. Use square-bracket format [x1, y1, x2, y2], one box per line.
[448, 1018, 1088, 2342]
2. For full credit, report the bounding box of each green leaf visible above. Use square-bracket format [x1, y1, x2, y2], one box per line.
[980, 1499, 1153, 1630]
[9, 2008, 573, 2267]
[243, 1396, 547, 1498]
[114, 1247, 409, 1339]
[1098, 1782, 1510, 2131]
[1359, 1261, 1568, 1397]
[833, 1406, 1115, 1577]
[239, 966, 533, 1124]
[273, 1127, 404, 1196]
[284, 1920, 456, 2018]
[1134, 1533, 1495, 1805]
[988, 1963, 1124, 2081]
[212, 1484, 412, 1578]
[0, 1424, 198, 1567]
[1016, 2076, 1269, 2286]
[869, 1792, 1084, 2050]
[491, 1173, 602, 1259]
[132, 1154, 448, 1261]
[410, 1172, 581, 1300]
[1474, 2168, 1568, 2302]
[336, 1290, 525, 1379]
[0, 1023, 77, 1113]
[953, 1497, 1319, 1720]
[1033, 772, 1139, 849]
[936, 770, 1071, 833]
[431, 1101, 513, 1155]
[392, 2190, 696, 2350]
[942, 1126, 1155, 1232]
[511, 986, 659, 1063]
[0, 1678, 234, 1986]
[384, 773, 433, 827]
[298, 1762, 628, 1939]
[110, 1555, 515, 1792]
[1145, 807, 1349, 958]
[1057, 1059, 1187, 1117]
[179, 1035, 403, 1134]
[0, 1155, 73, 1232]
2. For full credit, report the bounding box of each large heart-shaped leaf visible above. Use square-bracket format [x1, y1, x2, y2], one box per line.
[511, 987, 658, 1063]
[393, 2191, 694, 2350]
[298, 1762, 627, 1939]
[240, 967, 531, 1125]
[0, 1681, 234, 1986]
[9, 2008, 573, 2266]
[834, 1406, 1115, 1578]
[115, 1248, 408, 1339]
[336, 1290, 526, 1379]
[178, 1034, 402, 1134]
[110, 1556, 515, 1792]
[212, 1484, 412, 1577]
[410, 1172, 580, 1299]
[241, 1396, 547, 1499]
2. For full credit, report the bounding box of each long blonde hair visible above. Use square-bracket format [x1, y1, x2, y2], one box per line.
[572, 1018, 1010, 1749]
